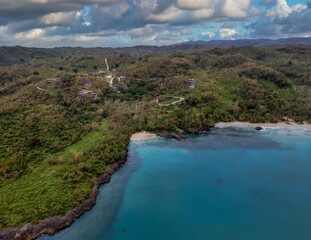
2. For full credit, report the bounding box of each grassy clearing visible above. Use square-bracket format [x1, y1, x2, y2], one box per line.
[53, 120, 109, 159]
[0, 120, 109, 230]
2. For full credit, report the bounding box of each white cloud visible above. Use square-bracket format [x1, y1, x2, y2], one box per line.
[266, 9, 277, 17]
[275, 0, 292, 17]
[97, 2, 130, 19]
[15, 28, 46, 40]
[176, 0, 214, 10]
[146, 5, 183, 23]
[248, 7, 261, 18]
[222, 0, 251, 18]
[265, 0, 308, 18]
[219, 28, 237, 38]
[201, 31, 215, 38]
[191, 9, 215, 19]
[0, 26, 7, 34]
[40, 11, 80, 27]
[291, 4, 307, 13]
[135, 0, 157, 12]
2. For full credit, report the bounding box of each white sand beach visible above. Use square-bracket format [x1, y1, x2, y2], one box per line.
[130, 131, 157, 140]
[215, 121, 311, 130]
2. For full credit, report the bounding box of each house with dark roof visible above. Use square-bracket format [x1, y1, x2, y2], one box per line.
[77, 90, 98, 99]
[46, 79, 56, 85]
[157, 78, 163, 86]
[188, 79, 196, 89]
[81, 77, 91, 85]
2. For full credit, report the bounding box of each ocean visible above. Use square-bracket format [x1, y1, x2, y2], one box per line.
[40, 126, 311, 240]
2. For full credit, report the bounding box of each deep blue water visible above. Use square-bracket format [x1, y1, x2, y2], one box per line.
[40, 127, 311, 240]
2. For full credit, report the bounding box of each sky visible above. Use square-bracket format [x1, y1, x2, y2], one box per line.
[0, 0, 310, 47]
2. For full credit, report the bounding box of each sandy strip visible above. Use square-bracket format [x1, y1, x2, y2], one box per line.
[215, 121, 311, 130]
[130, 131, 157, 140]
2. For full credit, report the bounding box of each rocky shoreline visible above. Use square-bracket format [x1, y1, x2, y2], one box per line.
[0, 131, 192, 240]
[0, 145, 130, 240]
[155, 131, 188, 141]
[155, 126, 214, 140]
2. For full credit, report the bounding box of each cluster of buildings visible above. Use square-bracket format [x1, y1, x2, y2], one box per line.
[111, 86, 121, 94]
[81, 77, 91, 85]
[89, 71, 106, 76]
[46, 74, 194, 101]
[188, 79, 196, 89]
[77, 90, 99, 99]
[78, 77, 99, 99]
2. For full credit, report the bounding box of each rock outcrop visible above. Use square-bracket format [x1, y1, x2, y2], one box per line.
[155, 132, 188, 141]
[185, 125, 213, 134]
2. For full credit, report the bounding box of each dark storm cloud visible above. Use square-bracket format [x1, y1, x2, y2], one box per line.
[0, 0, 115, 25]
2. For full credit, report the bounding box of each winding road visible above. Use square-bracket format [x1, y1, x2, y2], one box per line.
[105, 58, 121, 92]
[109, 77, 114, 87]
[105, 58, 110, 72]
[156, 96, 185, 107]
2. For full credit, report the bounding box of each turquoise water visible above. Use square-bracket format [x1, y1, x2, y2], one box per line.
[40, 127, 311, 240]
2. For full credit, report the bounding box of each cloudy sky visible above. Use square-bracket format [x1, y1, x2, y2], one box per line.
[0, 0, 310, 47]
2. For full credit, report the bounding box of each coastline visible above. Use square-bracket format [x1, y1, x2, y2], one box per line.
[215, 121, 311, 130]
[0, 143, 130, 240]
[130, 131, 188, 141]
[2, 123, 311, 239]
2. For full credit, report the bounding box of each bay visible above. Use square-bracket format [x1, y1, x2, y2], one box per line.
[40, 127, 311, 240]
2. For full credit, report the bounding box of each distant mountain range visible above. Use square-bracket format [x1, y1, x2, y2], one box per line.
[173, 37, 311, 47]
[1, 37, 311, 66]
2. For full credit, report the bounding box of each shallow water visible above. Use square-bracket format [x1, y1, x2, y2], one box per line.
[40, 127, 311, 240]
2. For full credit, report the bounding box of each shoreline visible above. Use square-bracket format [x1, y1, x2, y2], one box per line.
[0, 143, 130, 240]
[131, 131, 188, 141]
[215, 121, 311, 130]
[130, 131, 157, 140]
[2, 123, 311, 239]
[131, 122, 311, 142]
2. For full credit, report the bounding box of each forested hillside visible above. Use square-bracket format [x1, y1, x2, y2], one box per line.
[0, 45, 310, 231]
[0, 44, 210, 67]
